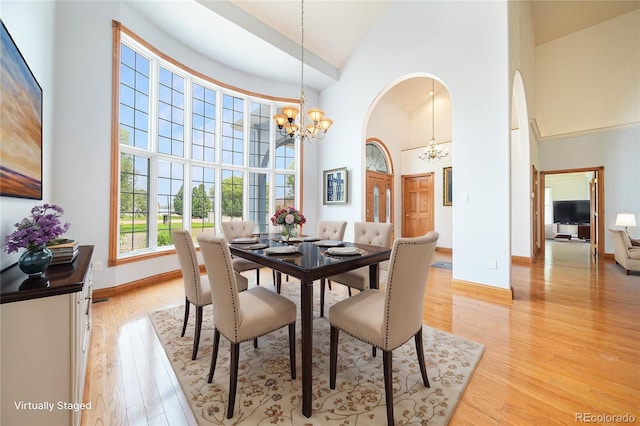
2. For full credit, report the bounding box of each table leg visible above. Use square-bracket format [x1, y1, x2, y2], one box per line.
[369, 263, 380, 290]
[301, 279, 313, 417]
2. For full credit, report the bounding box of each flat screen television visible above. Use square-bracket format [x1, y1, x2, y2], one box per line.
[553, 200, 590, 224]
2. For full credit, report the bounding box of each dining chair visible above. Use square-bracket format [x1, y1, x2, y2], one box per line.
[197, 233, 297, 419]
[317, 220, 348, 240]
[320, 222, 393, 317]
[275, 220, 348, 294]
[221, 220, 263, 286]
[172, 229, 248, 360]
[316, 220, 348, 297]
[328, 231, 439, 426]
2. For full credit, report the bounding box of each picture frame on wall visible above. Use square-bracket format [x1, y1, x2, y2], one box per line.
[0, 20, 43, 200]
[443, 167, 452, 206]
[323, 167, 347, 205]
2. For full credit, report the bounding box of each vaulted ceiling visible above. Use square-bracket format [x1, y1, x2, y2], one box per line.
[128, 1, 640, 92]
[126, 1, 639, 118]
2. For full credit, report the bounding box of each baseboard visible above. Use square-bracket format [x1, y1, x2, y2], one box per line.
[511, 255, 532, 264]
[92, 268, 190, 300]
[436, 247, 452, 254]
[451, 279, 514, 305]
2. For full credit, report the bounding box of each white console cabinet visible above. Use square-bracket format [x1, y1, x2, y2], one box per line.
[1, 246, 93, 426]
[556, 223, 579, 236]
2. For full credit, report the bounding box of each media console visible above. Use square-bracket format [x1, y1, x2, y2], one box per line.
[556, 223, 590, 240]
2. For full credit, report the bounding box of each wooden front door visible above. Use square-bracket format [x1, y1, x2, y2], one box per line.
[366, 171, 393, 223]
[402, 173, 434, 237]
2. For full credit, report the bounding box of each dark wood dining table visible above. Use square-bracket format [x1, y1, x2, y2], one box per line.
[228, 234, 391, 418]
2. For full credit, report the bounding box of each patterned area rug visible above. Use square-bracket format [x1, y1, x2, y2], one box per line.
[431, 261, 453, 270]
[149, 284, 484, 425]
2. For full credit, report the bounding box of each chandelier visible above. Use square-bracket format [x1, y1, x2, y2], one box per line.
[418, 79, 449, 161]
[273, 0, 333, 142]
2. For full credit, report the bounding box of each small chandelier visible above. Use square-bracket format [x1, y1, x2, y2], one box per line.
[418, 79, 449, 161]
[273, 0, 333, 143]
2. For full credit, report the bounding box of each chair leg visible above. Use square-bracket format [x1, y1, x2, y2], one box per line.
[276, 272, 282, 294]
[227, 343, 240, 419]
[256, 268, 260, 285]
[383, 350, 394, 426]
[372, 346, 377, 358]
[208, 328, 221, 383]
[415, 330, 430, 387]
[348, 287, 352, 297]
[181, 298, 190, 337]
[288, 322, 296, 379]
[327, 279, 332, 291]
[329, 326, 339, 389]
[253, 338, 258, 348]
[192, 306, 203, 360]
[320, 279, 326, 317]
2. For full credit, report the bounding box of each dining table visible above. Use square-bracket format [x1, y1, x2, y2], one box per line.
[228, 233, 392, 418]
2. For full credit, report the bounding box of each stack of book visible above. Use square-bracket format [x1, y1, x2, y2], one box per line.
[48, 240, 79, 265]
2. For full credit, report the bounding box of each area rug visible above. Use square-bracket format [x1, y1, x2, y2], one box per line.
[150, 285, 484, 425]
[431, 261, 453, 270]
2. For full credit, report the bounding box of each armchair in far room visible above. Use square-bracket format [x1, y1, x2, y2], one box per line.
[615, 213, 640, 247]
[610, 229, 640, 275]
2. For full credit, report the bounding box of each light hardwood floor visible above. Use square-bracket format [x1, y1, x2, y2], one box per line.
[81, 242, 639, 425]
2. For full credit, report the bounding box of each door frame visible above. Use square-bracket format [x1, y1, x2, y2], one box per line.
[538, 166, 605, 259]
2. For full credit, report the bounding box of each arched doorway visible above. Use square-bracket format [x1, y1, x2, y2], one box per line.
[365, 139, 393, 225]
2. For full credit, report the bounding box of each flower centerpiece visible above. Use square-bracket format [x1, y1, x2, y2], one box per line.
[270, 206, 306, 242]
[4, 204, 71, 275]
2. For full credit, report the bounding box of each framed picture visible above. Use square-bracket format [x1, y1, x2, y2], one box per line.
[0, 20, 43, 200]
[323, 167, 347, 205]
[443, 167, 452, 206]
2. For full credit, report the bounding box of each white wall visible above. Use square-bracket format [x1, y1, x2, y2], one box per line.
[538, 126, 640, 248]
[536, 10, 640, 137]
[546, 173, 591, 201]
[0, 2, 56, 268]
[535, 9, 640, 250]
[508, 2, 536, 259]
[319, 1, 512, 289]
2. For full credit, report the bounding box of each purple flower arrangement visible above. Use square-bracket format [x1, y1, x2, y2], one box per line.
[270, 206, 306, 227]
[3, 204, 71, 253]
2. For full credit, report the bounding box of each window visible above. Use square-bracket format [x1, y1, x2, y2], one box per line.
[111, 24, 300, 263]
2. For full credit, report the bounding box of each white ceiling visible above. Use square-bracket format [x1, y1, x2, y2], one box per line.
[126, 0, 640, 107]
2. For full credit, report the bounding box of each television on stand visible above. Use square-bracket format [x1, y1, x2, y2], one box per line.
[553, 200, 590, 224]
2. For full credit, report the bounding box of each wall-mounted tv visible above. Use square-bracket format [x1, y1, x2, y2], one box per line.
[553, 200, 590, 224]
[0, 19, 43, 200]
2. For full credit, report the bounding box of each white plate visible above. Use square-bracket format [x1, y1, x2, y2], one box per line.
[231, 237, 259, 244]
[264, 246, 300, 255]
[314, 240, 344, 247]
[327, 247, 360, 256]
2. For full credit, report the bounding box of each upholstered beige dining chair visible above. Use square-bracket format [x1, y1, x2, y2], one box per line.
[317, 220, 348, 240]
[329, 231, 439, 426]
[320, 222, 393, 317]
[313, 220, 349, 298]
[197, 234, 297, 420]
[221, 220, 263, 285]
[172, 229, 248, 360]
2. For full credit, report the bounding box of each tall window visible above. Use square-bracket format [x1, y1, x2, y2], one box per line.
[112, 27, 300, 261]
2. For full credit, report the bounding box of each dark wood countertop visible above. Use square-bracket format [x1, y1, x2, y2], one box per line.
[0, 245, 94, 304]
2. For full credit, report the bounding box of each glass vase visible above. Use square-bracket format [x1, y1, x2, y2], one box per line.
[281, 224, 298, 242]
[18, 245, 53, 276]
